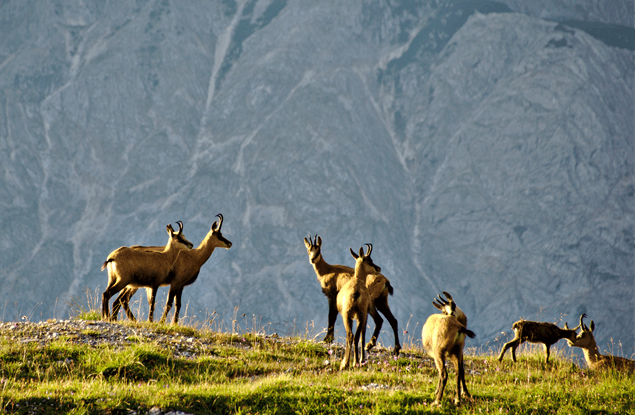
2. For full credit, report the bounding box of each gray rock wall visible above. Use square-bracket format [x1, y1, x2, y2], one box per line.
[1, 0, 633, 356]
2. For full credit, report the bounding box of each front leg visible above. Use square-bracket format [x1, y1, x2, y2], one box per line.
[324, 301, 338, 343]
[147, 287, 158, 322]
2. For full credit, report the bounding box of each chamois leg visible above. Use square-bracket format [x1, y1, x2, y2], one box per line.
[365, 306, 382, 352]
[340, 316, 354, 370]
[112, 288, 138, 321]
[160, 287, 177, 323]
[102, 280, 129, 321]
[353, 314, 367, 366]
[433, 355, 448, 406]
[498, 336, 521, 362]
[324, 302, 338, 343]
[147, 287, 159, 322]
[376, 300, 401, 355]
[172, 287, 185, 324]
[543, 344, 550, 363]
[451, 355, 462, 405]
[459, 354, 471, 398]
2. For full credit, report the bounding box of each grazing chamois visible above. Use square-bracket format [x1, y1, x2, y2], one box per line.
[567, 314, 635, 373]
[112, 215, 232, 325]
[304, 235, 401, 355]
[422, 296, 476, 406]
[109, 221, 194, 322]
[497, 318, 580, 363]
[101, 222, 191, 322]
[431, 291, 471, 399]
[338, 244, 378, 370]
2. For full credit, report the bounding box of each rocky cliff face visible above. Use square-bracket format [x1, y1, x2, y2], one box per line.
[1, 0, 633, 356]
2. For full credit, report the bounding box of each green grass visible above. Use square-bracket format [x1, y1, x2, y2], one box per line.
[1, 312, 634, 414]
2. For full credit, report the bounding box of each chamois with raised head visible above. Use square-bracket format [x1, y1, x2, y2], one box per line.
[337, 244, 378, 370]
[158, 213, 232, 324]
[431, 291, 471, 399]
[101, 222, 191, 322]
[422, 292, 475, 406]
[112, 215, 232, 325]
[109, 221, 194, 321]
[497, 318, 580, 363]
[567, 314, 635, 373]
[304, 235, 401, 355]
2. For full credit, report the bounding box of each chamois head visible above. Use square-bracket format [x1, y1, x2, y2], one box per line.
[349, 243, 381, 276]
[173, 221, 195, 249]
[433, 291, 457, 316]
[209, 214, 232, 248]
[304, 234, 322, 264]
[568, 314, 594, 348]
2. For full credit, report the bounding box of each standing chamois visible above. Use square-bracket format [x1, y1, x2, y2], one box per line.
[422, 294, 476, 406]
[497, 317, 580, 363]
[113, 214, 232, 325]
[101, 222, 191, 322]
[431, 291, 471, 400]
[338, 244, 379, 370]
[567, 314, 635, 373]
[304, 235, 401, 355]
[109, 221, 194, 322]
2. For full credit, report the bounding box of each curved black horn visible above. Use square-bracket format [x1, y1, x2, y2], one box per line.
[580, 313, 588, 331]
[176, 220, 184, 234]
[365, 243, 373, 257]
[436, 293, 450, 306]
[215, 213, 223, 230]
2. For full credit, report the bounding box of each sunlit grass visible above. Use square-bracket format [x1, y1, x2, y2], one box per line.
[1, 300, 634, 414]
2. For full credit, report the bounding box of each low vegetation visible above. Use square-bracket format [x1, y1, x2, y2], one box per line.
[1, 301, 633, 414]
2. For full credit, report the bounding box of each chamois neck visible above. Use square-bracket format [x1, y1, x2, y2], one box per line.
[191, 231, 219, 264]
[353, 264, 370, 284]
[312, 254, 333, 277]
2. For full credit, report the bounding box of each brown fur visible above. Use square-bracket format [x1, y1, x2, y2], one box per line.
[568, 314, 635, 373]
[497, 319, 579, 363]
[337, 245, 378, 370]
[101, 223, 191, 322]
[422, 300, 476, 406]
[304, 235, 401, 354]
[112, 215, 232, 325]
[432, 292, 470, 398]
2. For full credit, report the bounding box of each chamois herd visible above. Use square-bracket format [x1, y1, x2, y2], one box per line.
[101, 215, 635, 406]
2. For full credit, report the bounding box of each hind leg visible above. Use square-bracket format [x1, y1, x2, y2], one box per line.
[365, 306, 382, 351]
[376, 300, 401, 355]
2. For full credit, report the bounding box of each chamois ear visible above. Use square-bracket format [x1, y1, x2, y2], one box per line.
[589, 320, 595, 332]
[316, 236, 322, 247]
[564, 322, 569, 330]
[211, 220, 219, 231]
[359, 247, 364, 258]
[166, 224, 175, 234]
[432, 301, 444, 312]
[350, 247, 359, 259]
[304, 237, 311, 248]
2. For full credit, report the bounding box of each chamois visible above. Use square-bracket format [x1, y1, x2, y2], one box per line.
[304, 235, 401, 355]
[101, 222, 190, 322]
[431, 291, 471, 399]
[338, 244, 378, 370]
[497, 318, 580, 363]
[112, 215, 232, 325]
[158, 213, 232, 324]
[422, 297, 476, 406]
[567, 314, 635, 373]
[110, 221, 194, 322]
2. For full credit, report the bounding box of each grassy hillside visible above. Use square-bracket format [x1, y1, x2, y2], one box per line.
[1, 304, 633, 414]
